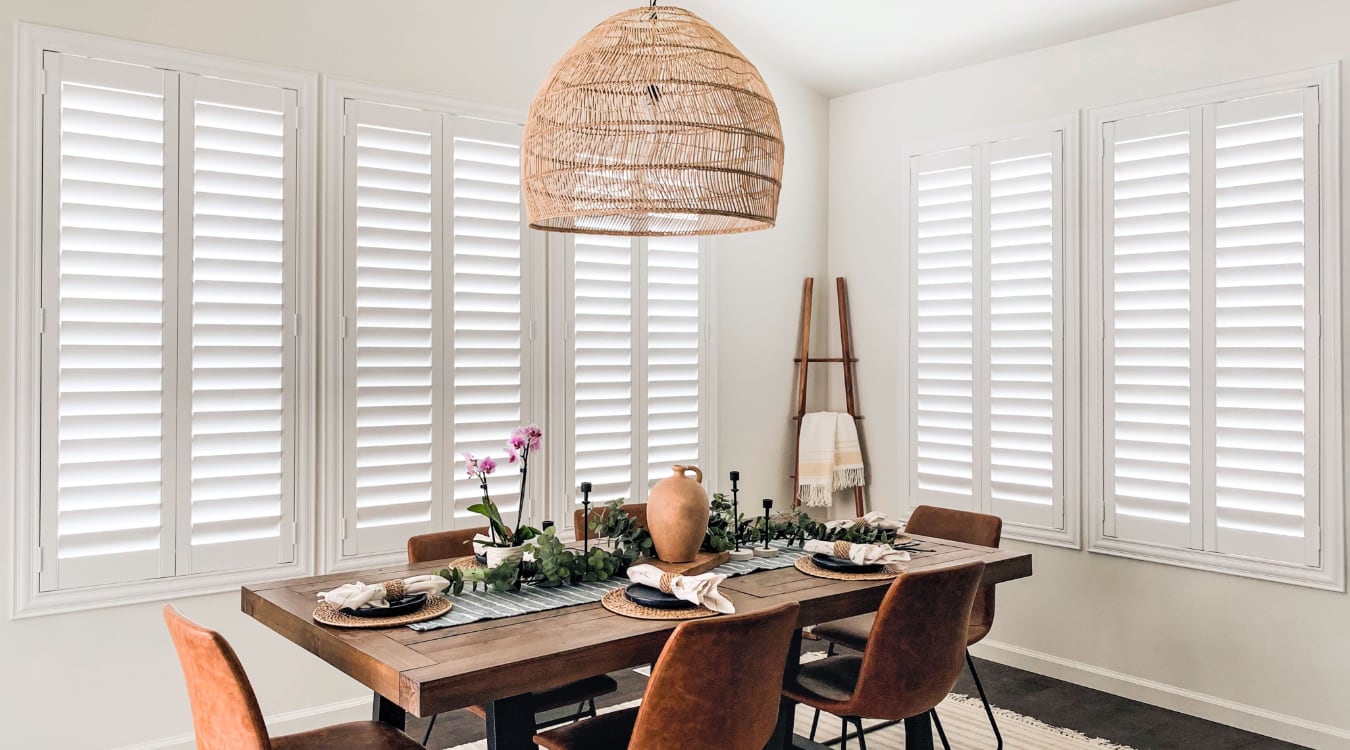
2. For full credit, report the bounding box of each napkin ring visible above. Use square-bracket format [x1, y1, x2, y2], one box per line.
[383, 579, 407, 600]
[833, 541, 853, 559]
[657, 572, 676, 594]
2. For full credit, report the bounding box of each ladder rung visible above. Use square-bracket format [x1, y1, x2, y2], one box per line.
[792, 415, 863, 420]
[793, 357, 859, 363]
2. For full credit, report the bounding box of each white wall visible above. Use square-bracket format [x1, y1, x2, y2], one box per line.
[828, 0, 1350, 745]
[0, 2, 829, 747]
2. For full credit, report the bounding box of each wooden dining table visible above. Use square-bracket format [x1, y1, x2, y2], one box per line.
[242, 535, 1031, 750]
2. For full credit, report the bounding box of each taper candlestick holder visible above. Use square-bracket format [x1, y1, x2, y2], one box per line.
[727, 470, 753, 561]
[753, 498, 780, 557]
[580, 481, 592, 557]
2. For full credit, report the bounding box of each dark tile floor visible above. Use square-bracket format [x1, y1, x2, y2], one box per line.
[408, 650, 1307, 750]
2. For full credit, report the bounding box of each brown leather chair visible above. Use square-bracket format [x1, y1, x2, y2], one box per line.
[811, 505, 1004, 747]
[535, 601, 800, 750]
[787, 560, 986, 750]
[573, 502, 648, 541]
[406, 527, 619, 745]
[163, 605, 423, 750]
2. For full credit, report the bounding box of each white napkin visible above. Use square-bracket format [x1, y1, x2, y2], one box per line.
[804, 539, 910, 566]
[824, 511, 903, 532]
[317, 575, 449, 610]
[627, 564, 735, 614]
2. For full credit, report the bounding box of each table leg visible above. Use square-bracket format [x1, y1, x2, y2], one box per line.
[904, 713, 935, 750]
[371, 692, 406, 731]
[486, 693, 538, 750]
[766, 628, 804, 749]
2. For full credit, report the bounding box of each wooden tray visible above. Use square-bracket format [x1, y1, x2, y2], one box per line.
[637, 550, 730, 577]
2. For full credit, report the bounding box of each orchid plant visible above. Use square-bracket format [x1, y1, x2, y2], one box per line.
[465, 424, 544, 548]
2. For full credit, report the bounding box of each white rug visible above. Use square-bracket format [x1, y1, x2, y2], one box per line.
[445, 655, 1137, 750]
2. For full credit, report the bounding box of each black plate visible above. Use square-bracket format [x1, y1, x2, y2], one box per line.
[341, 593, 428, 619]
[474, 552, 487, 565]
[624, 583, 696, 610]
[811, 553, 883, 574]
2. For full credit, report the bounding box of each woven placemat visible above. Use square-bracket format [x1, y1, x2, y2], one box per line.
[313, 595, 453, 629]
[600, 587, 720, 621]
[794, 556, 904, 581]
[445, 555, 486, 571]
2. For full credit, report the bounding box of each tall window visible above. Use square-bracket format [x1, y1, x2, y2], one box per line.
[33, 47, 311, 593]
[556, 235, 708, 527]
[337, 97, 535, 559]
[904, 122, 1076, 546]
[1089, 71, 1342, 588]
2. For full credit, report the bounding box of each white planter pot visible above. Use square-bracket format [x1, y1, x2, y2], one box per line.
[484, 544, 526, 568]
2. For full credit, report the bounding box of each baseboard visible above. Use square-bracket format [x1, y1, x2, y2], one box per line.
[972, 639, 1350, 750]
[111, 694, 371, 750]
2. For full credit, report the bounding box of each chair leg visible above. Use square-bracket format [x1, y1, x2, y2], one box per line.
[853, 718, 868, 750]
[808, 641, 837, 741]
[587, 698, 598, 718]
[420, 713, 437, 746]
[930, 709, 951, 750]
[967, 650, 1003, 750]
[840, 715, 849, 750]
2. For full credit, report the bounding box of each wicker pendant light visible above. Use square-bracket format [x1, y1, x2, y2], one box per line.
[522, 3, 784, 236]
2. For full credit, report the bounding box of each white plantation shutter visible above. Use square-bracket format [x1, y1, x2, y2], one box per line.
[646, 236, 701, 486]
[1097, 84, 1325, 569]
[179, 75, 297, 573]
[342, 101, 443, 555]
[910, 148, 977, 510]
[39, 53, 178, 590]
[449, 117, 528, 528]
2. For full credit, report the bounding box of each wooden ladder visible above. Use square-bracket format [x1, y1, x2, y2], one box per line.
[791, 277, 865, 515]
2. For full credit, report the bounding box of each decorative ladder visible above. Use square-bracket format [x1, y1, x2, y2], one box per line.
[790, 277, 866, 516]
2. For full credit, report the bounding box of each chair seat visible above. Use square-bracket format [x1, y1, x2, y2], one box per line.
[465, 674, 620, 718]
[534, 705, 639, 750]
[783, 654, 862, 715]
[813, 614, 990, 650]
[271, 720, 424, 750]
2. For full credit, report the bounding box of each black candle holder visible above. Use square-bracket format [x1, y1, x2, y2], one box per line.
[754, 498, 780, 557]
[580, 482, 592, 557]
[730, 470, 741, 551]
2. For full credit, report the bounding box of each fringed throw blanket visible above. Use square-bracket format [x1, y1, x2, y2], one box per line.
[796, 412, 865, 507]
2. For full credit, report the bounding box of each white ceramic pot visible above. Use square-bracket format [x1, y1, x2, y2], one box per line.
[484, 544, 526, 568]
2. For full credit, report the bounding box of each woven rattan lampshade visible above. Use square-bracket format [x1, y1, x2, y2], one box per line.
[522, 4, 784, 236]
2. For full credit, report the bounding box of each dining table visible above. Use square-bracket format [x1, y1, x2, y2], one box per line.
[242, 534, 1032, 750]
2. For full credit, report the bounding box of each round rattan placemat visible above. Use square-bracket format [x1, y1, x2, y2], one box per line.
[600, 587, 720, 621]
[446, 555, 486, 571]
[794, 555, 904, 581]
[313, 595, 452, 629]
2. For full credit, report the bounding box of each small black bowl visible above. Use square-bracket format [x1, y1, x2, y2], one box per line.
[624, 583, 696, 610]
[811, 553, 883, 574]
[341, 593, 428, 618]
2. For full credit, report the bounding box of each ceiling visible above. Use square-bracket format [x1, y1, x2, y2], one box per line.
[681, 0, 1237, 97]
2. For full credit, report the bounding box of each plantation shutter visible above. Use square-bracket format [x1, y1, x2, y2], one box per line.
[570, 235, 636, 505]
[1209, 89, 1319, 565]
[448, 116, 529, 529]
[910, 148, 977, 511]
[645, 236, 702, 487]
[342, 100, 443, 555]
[984, 133, 1063, 529]
[178, 75, 297, 573]
[1102, 108, 1203, 550]
[39, 52, 179, 590]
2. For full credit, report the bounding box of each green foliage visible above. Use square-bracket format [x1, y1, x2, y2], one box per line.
[740, 508, 898, 547]
[591, 499, 654, 565]
[528, 526, 623, 586]
[466, 500, 513, 545]
[702, 493, 741, 552]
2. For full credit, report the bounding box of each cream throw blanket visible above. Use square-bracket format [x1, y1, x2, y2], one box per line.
[796, 412, 866, 507]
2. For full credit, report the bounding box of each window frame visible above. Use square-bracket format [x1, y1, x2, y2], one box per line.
[318, 77, 548, 573]
[897, 114, 1082, 549]
[1084, 65, 1344, 590]
[13, 24, 319, 617]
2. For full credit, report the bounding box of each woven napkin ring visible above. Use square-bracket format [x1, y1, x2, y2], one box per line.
[833, 541, 853, 559]
[382, 579, 407, 600]
[852, 516, 869, 527]
[658, 572, 676, 594]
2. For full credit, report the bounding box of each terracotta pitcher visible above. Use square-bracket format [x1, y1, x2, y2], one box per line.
[646, 465, 710, 563]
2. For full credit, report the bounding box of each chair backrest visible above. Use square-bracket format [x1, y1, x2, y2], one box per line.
[846, 560, 986, 721]
[163, 605, 270, 750]
[407, 526, 488, 564]
[630, 602, 799, 750]
[573, 502, 649, 541]
[905, 505, 1001, 634]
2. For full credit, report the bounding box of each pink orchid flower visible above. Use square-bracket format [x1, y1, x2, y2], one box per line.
[479, 456, 497, 475]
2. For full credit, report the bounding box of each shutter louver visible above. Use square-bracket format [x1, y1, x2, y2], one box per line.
[181, 75, 296, 573]
[646, 236, 701, 487]
[1210, 89, 1318, 565]
[40, 53, 177, 589]
[343, 102, 442, 555]
[450, 117, 527, 527]
[986, 134, 1062, 529]
[573, 235, 635, 504]
[1103, 109, 1201, 549]
[911, 149, 976, 507]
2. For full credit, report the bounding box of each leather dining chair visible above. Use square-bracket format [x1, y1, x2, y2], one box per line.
[534, 601, 800, 750]
[787, 560, 986, 750]
[810, 505, 1004, 747]
[163, 605, 424, 750]
[405, 527, 619, 745]
[573, 502, 649, 540]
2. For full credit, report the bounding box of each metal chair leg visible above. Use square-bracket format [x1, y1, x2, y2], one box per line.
[420, 713, 437, 746]
[967, 650, 1003, 750]
[586, 698, 598, 719]
[808, 641, 837, 742]
[854, 718, 868, 750]
[931, 709, 951, 750]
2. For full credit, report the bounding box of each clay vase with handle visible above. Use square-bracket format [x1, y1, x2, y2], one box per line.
[646, 465, 711, 563]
